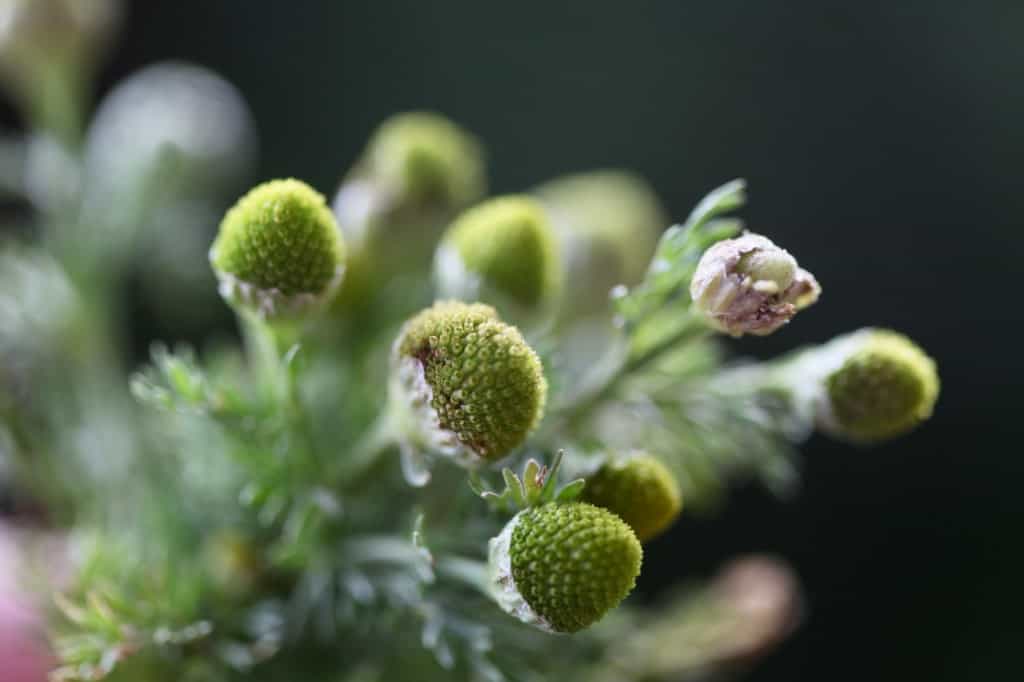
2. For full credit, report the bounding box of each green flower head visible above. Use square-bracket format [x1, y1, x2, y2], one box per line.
[823, 329, 939, 442]
[367, 111, 485, 206]
[210, 178, 346, 319]
[489, 502, 642, 633]
[582, 453, 682, 543]
[392, 301, 547, 461]
[434, 196, 561, 313]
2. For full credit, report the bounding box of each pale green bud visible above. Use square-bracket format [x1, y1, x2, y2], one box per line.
[582, 453, 682, 542]
[690, 233, 820, 337]
[210, 179, 346, 320]
[366, 111, 485, 207]
[489, 502, 642, 633]
[533, 170, 667, 315]
[391, 301, 547, 462]
[434, 196, 561, 318]
[818, 329, 939, 442]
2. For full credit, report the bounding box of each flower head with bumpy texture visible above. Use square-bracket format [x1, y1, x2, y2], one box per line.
[434, 196, 561, 314]
[210, 179, 345, 319]
[392, 301, 547, 461]
[489, 502, 642, 633]
[582, 454, 682, 543]
[367, 111, 485, 206]
[822, 329, 939, 442]
[690, 233, 820, 337]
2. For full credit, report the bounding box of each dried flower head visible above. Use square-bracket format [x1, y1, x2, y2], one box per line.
[689, 233, 820, 336]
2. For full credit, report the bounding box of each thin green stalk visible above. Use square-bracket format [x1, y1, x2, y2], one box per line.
[563, 320, 710, 429]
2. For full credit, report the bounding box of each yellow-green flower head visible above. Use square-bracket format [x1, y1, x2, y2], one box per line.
[434, 196, 561, 315]
[582, 453, 682, 543]
[690, 233, 820, 337]
[533, 170, 667, 314]
[391, 301, 547, 462]
[366, 111, 485, 206]
[489, 502, 642, 633]
[210, 179, 346, 319]
[821, 329, 939, 442]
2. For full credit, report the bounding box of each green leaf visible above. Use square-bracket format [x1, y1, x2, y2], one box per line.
[612, 180, 746, 329]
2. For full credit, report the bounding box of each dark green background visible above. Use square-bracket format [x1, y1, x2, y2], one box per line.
[68, 1, 1024, 679]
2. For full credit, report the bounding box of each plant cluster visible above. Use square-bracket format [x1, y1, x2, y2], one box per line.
[0, 4, 938, 681]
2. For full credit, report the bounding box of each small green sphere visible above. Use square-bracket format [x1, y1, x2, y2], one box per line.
[210, 179, 345, 318]
[436, 195, 560, 310]
[826, 330, 939, 441]
[368, 112, 485, 206]
[582, 454, 682, 542]
[396, 301, 547, 460]
[509, 502, 642, 633]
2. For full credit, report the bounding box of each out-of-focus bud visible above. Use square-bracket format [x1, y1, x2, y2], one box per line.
[434, 196, 561, 323]
[582, 453, 682, 542]
[84, 61, 256, 200]
[0, 526, 56, 682]
[366, 112, 485, 209]
[489, 501, 642, 633]
[0, 0, 117, 65]
[331, 112, 486, 313]
[711, 555, 803, 662]
[334, 112, 485, 249]
[591, 555, 801, 682]
[813, 328, 939, 442]
[390, 301, 547, 463]
[210, 179, 346, 320]
[689, 233, 820, 337]
[533, 170, 667, 316]
[0, 0, 119, 139]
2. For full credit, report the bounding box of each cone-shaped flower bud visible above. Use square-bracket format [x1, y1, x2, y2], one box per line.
[582, 454, 682, 542]
[391, 301, 547, 462]
[434, 196, 561, 317]
[365, 111, 486, 207]
[209, 179, 346, 320]
[820, 329, 939, 441]
[489, 502, 642, 633]
[533, 170, 667, 315]
[690, 233, 820, 337]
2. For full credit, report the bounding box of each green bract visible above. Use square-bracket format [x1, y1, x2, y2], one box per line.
[582, 454, 682, 543]
[393, 301, 547, 461]
[209, 178, 345, 319]
[434, 196, 560, 313]
[368, 111, 485, 206]
[825, 329, 939, 441]
[490, 502, 642, 633]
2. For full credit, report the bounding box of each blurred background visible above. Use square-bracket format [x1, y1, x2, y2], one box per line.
[2, 1, 1022, 680]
